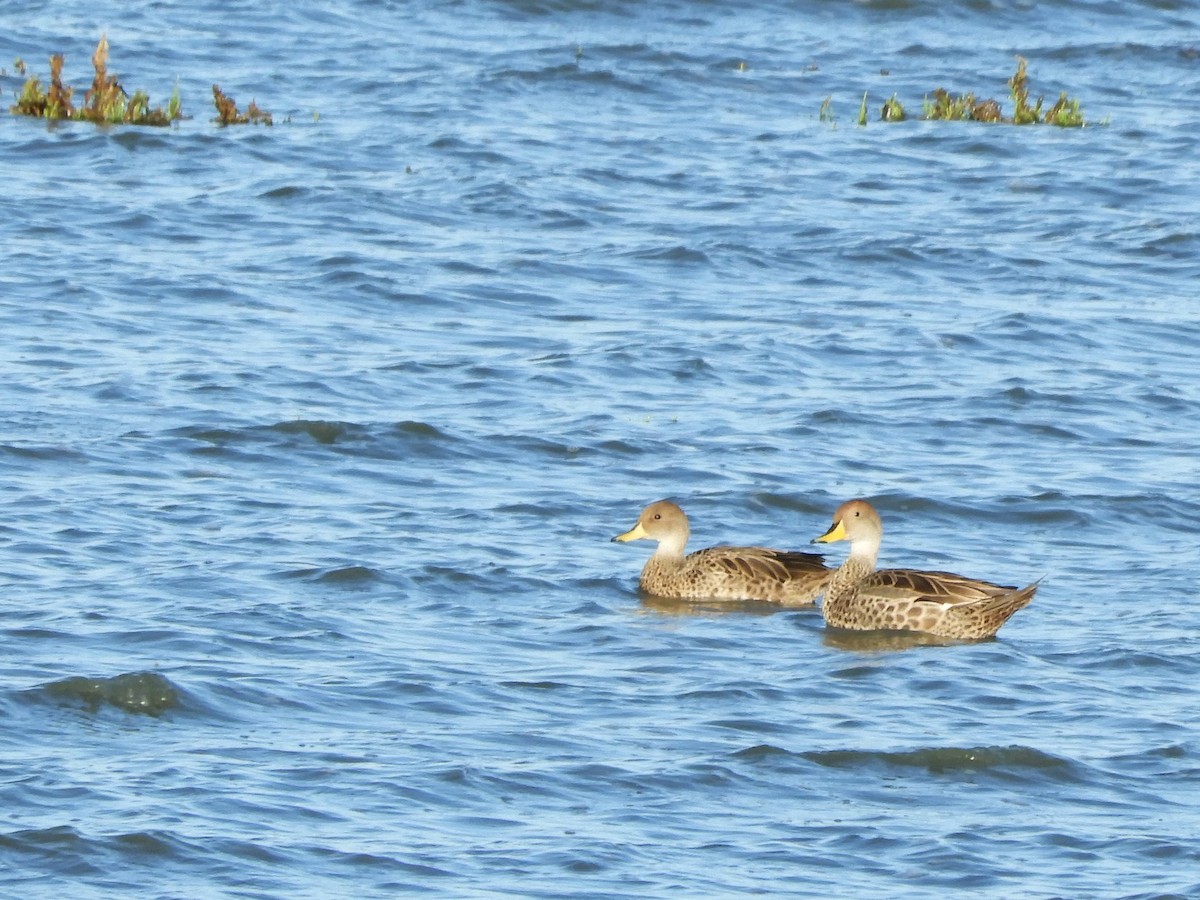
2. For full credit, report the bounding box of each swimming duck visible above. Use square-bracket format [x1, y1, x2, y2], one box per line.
[811, 498, 1037, 639]
[613, 500, 830, 604]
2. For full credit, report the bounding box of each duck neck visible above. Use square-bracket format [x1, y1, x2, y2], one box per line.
[847, 534, 880, 569]
[644, 533, 688, 581]
[653, 527, 689, 562]
[825, 540, 879, 611]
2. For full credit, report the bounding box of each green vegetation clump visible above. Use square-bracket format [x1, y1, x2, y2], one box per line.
[881, 94, 905, 122]
[1007, 56, 1041, 124]
[1009, 56, 1085, 126]
[835, 57, 1093, 128]
[1041, 92, 1085, 127]
[9, 35, 281, 129]
[925, 56, 1086, 126]
[212, 84, 273, 126]
[923, 88, 1003, 123]
[10, 36, 181, 126]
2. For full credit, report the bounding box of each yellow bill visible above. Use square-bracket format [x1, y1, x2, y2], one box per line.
[812, 519, 848, 544]
[612, 522, 649, 543]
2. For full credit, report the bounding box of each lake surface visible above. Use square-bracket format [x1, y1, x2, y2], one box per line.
[2, 1, 1199, 897]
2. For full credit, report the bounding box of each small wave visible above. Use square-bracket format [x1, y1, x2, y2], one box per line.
[539, 208, 591, 229]
[731, 743, 795, 762]
[317, 565, 384, 584]
[499, 680, 572, 690]
[631, 244, 711, 265]
[0, 824, 187, 862]
[271, 419, 366, 445]
[709, 718, 794, 736]
[488, 62, 608, 87]
[109, 130, 173, 152]
[0, 825, 333, 879]
[259, 184, 307, 201]
[182, 419, 367, 447]
[275, 564, 387, 586]
[438, 259, 500, 275]
[38, 671, 183, 717]
[0, 443, 90, 462]
[803, 744, 1073, 776]
[175, 419, 467, 463]
[392, 420, 449, 439]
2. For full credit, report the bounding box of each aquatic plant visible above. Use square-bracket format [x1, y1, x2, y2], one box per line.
[972, 97, 1003, 123]
[1042, 92, 1085, 127]
[923, 88, 1003, 123]
[212, 84, 273, 126]
[881, 94, 905, 122]
[832, 57, 1091, 127]
[1007, 56, 1042, 125]
[10, 36, 280, 129]
[819, 95, 836, 125]
[12, 53, 73, 119]
[923, 87, 968, 121]
[1007, 56, 1086, 125]
[9, 35, 182, 126]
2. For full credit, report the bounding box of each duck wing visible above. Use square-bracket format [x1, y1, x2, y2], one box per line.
[702, 546, 828, 584]
[865, 568, 1017, 607]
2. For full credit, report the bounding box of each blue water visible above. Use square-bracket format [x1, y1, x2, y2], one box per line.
[2, 1, 1200, 897]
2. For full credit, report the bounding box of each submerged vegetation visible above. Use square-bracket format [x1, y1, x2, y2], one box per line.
[823, 56, 1095, 128]
[9, 35, 274, 127]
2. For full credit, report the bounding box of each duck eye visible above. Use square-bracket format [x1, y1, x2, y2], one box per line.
[653, 514, 661, 520]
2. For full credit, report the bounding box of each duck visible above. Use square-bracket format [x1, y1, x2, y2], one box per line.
[612, 500, 830, 604]
[811, 498, 1037, 639]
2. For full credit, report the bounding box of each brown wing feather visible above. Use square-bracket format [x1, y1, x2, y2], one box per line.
[867, 568, 1016, 607]
[698, 546, 826, 585]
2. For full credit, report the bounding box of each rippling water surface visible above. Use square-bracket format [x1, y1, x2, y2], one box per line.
[2, 0, 1199, 896]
